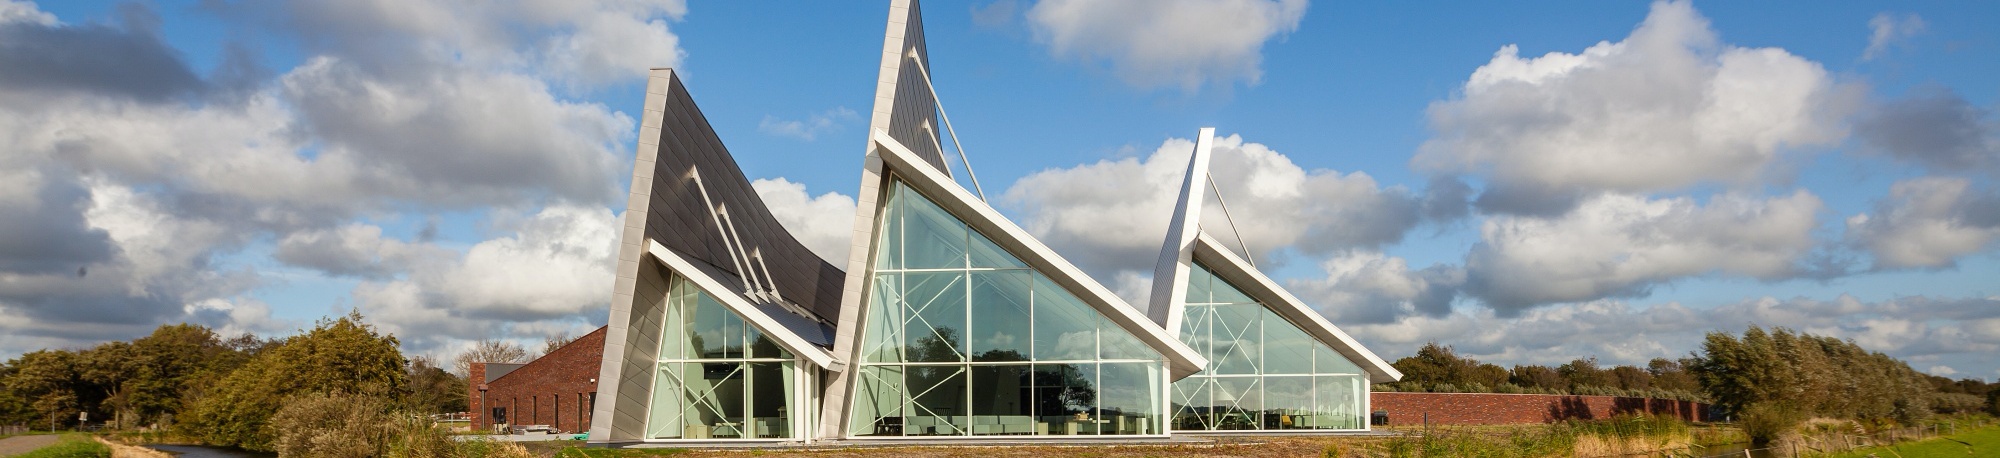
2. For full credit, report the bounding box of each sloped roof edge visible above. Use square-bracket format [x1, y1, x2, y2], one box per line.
[1190, 232, 1403, 383]
[871, 129, 1209, 379]
[648, 240, 838, 369]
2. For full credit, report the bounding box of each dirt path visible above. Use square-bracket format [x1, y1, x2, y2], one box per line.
[0, 435, 61, 457]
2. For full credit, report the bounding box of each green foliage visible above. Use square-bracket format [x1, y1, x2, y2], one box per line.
[406, 355, 469, 415]
[1690, 325, 1937, 425]
[5, 349, 83, 429]
[13, 433, 110, 458]
[181, 311, 408, 452]
[1738, 402, 1806, 445]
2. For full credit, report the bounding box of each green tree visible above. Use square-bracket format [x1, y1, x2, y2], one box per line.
[6, 349, 83, 430]
[1557, 358, 1611, 390]
[79, 341, 137, 428]
[182, 311, 408, 451]
[405, 356, 468, 415]
[126, 323, 243, 427]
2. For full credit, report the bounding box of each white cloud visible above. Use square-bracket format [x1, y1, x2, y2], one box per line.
[758, 106, 858, 142]
[0, 0, 53, 26]
[1416, 1, 1857, 215]
[1466, 191, 1824, 312]
[272, 0, 686, 87]
[1846, 177, 2000, 270]
[0, 0, 684, 356]
[1006, 133, 1435, 277]
[273, 224, 453, 279]
[353, 204, 618, 351]
[1026, 0, 1307, 91]
[1347, 294, 2000, 370]
[752, 178, 858, 264]
[1928, 365, 1958, 376]
[1863, 13, 1925, 61]
[1291, 251, 1463, 324]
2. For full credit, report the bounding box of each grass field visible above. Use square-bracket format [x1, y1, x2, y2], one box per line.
[10, 433, 111, 458]
[1832, 423, 2000, 458]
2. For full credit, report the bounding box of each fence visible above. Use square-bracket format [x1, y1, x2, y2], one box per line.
[1, 424, 26, 435]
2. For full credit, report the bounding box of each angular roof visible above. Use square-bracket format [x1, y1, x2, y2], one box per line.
[1147, 128, 1404, 384]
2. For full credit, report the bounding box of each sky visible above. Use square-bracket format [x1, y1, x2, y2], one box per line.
[2, 0, 1997, 380]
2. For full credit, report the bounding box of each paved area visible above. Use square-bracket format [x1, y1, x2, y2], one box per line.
[0, 435, 60, 457]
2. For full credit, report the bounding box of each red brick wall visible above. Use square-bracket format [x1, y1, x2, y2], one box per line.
[470, 327, 607, 433]
[1370, 392, 1711, 425]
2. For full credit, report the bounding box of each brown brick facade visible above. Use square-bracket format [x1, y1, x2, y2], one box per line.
[471, 327, 607, 433]
[1370, 392, 1712, 425]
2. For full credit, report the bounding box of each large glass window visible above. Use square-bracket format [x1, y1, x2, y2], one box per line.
[646, 274, 798, 439]
[849, 180, 1167, 437]
[1171, 261, 1368, 431]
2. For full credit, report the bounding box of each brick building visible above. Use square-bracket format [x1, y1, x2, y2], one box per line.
[471, 327, 608, 433]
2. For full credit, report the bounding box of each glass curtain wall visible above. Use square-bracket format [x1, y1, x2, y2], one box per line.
[1171, 262, 1367, 431]
[646, 273, 799, 439]
[848, 179, 1166, 437]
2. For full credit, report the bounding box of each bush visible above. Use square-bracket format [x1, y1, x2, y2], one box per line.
[1739, 402, 1805, 445]
[271, 391, 397, 457]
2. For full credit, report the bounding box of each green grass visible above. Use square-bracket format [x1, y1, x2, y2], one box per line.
[14, 433, 111, 458]
[1831, 422, 2000, 458]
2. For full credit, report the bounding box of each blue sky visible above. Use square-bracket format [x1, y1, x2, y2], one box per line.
[3, 0, 1996, 380]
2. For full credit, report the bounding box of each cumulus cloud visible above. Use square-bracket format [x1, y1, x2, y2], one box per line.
[1348, 294, 2000, 369]
[0, 3, 206, 102]
[752, 178, 858, 265]
[1291, 252, 1463, 325]
[1026, 0, 1307, 91]
[1466, 191, 1824, 313]
[281, 57, 630, 206]
[758, 107, 858, 142]
[273, 224, 452, 279]
[252, 0, 686, 87]
[1854, 88, 1998, 175]
[1846, 177, 2000, 270]
[353, 205, 618, 352]
[1863, 13, 1924, 61]
[1006, 133, 1450, 276]
[1416, 1, 1856, 216]
[0, 0, 683, 356]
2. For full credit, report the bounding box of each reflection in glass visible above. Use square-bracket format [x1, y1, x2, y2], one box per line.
[1172, 261, 1373, 431]
[646, 274, 798, 439]
[850, 180, 1166, 437]
[970, 271, 1031, 362]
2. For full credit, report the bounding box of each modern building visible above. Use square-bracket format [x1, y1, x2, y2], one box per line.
[1145, 130, 1402, 433]
[472, 326, 608, 434]
[585, 0, 1396, 446]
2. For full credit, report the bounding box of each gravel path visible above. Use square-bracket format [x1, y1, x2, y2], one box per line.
[0, 435, 61, 457]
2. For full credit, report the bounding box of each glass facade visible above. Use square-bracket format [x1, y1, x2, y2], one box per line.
[646, 273, 799, 439]
[849, 180, 1167, 437]
[1171, 261, 1366, 431]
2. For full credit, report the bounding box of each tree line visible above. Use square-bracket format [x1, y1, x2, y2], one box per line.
[0, 312, 468, 452]
[1379, 342, 1709, 402]
[1381, 326, 2000, 427]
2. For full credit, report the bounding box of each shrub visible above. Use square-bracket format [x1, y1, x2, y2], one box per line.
[271, 391, 397, 457]
[1739, 402, 1805, 445]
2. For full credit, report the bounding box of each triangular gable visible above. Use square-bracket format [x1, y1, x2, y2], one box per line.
[648, 240, 837, 369]
[1146, 129, 1402, 384]
[866, 0, 950, 174]
[819, 129, 1208, 438]
[1189, 233, 1401, 383]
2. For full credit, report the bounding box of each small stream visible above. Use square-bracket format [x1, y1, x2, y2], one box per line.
[143, 444, 276, 457]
